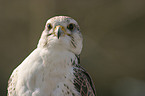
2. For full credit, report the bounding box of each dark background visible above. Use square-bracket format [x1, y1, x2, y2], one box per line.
[1, 0, 145, 96]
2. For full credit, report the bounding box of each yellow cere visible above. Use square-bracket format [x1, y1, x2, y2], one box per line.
[54, 25, 71, 36]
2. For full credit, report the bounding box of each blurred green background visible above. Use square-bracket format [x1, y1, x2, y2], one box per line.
[1, 0, 145, 96]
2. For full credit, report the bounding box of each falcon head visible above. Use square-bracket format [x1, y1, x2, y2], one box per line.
[38, 16, 83, 55]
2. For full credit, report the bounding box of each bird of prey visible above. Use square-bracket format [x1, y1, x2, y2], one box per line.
[7, 16, 96, 96]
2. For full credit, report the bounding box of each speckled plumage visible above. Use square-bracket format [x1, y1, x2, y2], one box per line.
[7, 16, 96, 96]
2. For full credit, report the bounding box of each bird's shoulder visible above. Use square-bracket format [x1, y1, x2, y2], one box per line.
[72, 56, 96, 96]
[7, 48, 43, 96]
[7, 67, 19, 96]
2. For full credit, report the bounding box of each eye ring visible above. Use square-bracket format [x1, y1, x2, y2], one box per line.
[67, 23, 75, 31]
[47, 23, 52, 30]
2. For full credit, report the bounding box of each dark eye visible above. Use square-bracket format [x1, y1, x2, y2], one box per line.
[47, 23, 52, 30]
[67, 23, 75, 31]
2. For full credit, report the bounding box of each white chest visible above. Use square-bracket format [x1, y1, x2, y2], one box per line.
[16, 48, 78, 96]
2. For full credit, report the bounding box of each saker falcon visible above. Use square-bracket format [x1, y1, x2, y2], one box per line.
[7, 16, 96, 96]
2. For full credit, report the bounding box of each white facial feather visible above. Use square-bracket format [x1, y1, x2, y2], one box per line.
[38, 16, 83, 55]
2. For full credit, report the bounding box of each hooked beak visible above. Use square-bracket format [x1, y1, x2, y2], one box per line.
[54, 25, 66, 39]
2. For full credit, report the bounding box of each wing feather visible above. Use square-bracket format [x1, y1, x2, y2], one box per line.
[7, 68, 18, 96]
[73, 56, 96, 96]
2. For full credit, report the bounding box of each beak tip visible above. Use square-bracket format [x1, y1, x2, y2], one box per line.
[57, 31, 60, 39]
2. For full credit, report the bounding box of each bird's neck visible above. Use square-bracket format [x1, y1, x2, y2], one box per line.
[39, 47, 76, 67]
